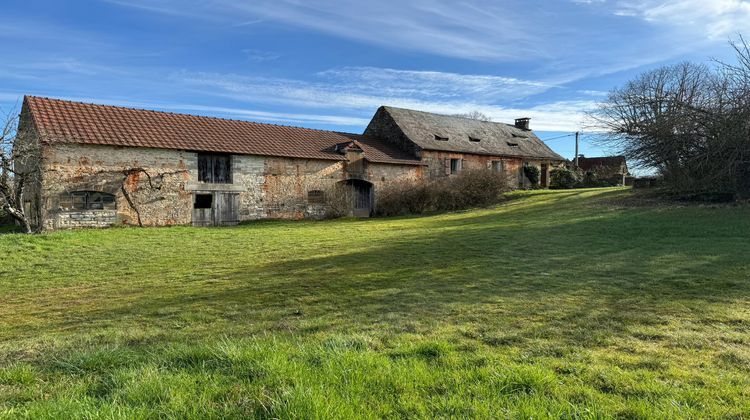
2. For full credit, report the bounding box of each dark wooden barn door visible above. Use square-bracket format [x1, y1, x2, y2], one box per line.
[215, 192, 239, 226]
[192, 192, 239, 227]
[351, 181, 372, 218]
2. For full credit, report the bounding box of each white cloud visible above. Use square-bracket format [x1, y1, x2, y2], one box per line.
[170, 67, 592, 131]
[609, 0, 750, 39]
[173, 67, 558, 109]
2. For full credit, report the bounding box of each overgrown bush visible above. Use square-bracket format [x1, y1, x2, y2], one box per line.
[549, 168, 579, 189]
[374, 169, 509, 216]
[374, 180, 432, 216]
[580, 171, 616, 188]
[523, 164, 540, 186]
[323, 184, 355, 219]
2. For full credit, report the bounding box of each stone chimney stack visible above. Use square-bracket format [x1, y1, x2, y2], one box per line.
[514, 118, 531, 130]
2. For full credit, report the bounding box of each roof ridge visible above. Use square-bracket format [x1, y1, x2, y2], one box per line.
[382, 105, 514, 127]
[25, 95, 362, 137]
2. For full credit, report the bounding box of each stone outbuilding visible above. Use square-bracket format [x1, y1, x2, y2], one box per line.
[17, 96, 566, 230]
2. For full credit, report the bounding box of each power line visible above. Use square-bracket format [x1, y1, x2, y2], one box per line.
[539, 132, 576, 142]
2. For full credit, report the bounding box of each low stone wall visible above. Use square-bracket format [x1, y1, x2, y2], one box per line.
[53, 210, 117, 229]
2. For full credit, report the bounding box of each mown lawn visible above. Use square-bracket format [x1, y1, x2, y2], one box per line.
[1, 188, 749, 418]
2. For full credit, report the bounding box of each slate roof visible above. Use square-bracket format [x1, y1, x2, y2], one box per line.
[24, 96, 422, 165]
[377, 106, 565, 161]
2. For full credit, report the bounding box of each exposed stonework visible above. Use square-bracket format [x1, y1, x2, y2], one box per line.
[20, 96, 569, 230]
[54, 210, 117, 229]
[41, 144, 192, 230]
[38, 143, 423, 229]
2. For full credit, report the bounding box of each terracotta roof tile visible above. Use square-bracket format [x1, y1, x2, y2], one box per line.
[25, 96, 422, 165]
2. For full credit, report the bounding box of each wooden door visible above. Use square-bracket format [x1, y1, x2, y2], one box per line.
[215, 192, 239, 226]
[192, 193, 214, 227]
[352, 182, 372, 217]
[541, 163, 549, 187]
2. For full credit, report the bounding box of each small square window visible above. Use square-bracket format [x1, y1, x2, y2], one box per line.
[450, 158, 461, 174]
[194, 194, 213, 209]
[492, 161, 503, 172]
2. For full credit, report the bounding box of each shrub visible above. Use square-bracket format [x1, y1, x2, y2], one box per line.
[374, 169, 509, 216]
[580, 171, 616, 188]
[523, 164, 540, 186]
[549, 168, 579, 189]
[372, 180, 432, 216]
[322, 185, 355, 219]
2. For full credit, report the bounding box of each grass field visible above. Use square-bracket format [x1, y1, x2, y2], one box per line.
[1, 188, 749, 418]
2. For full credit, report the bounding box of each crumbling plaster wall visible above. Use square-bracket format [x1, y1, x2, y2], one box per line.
[39, 144, 424, 229]
[41, 144, 193, 230]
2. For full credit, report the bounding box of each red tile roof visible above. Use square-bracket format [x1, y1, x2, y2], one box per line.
[24, 96, 422, 165]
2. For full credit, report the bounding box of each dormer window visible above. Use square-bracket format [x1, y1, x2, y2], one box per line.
[469, 137, 481, 142]
[434, 135, 449, 141]
[507, 142, 519, 147]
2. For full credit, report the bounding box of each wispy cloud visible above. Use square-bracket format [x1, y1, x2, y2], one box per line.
[242, 49, 281, 63]
[170, 67, 591, 131]
[587, 0, 750, 40]
[171, 67, 556, 112]
[100, 0, 547, 61]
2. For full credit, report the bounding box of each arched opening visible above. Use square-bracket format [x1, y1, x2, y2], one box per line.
[340, 179, 373, 217]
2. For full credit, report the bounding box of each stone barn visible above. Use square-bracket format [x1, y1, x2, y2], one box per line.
[17, 96, 565, 230]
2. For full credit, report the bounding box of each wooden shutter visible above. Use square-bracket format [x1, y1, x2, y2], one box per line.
[198, 154, 211, 182]
[458, 159, 463, 172]
[444, 158, 451, 175]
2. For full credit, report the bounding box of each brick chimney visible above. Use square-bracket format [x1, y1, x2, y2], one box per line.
[514, 118, 531, 130]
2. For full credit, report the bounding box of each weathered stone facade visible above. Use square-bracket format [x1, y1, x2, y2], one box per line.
[22, 96, 568, 230]
[38, 143, 422, 229]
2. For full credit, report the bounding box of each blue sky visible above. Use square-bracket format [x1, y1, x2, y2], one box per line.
[2, 0, 748, 162]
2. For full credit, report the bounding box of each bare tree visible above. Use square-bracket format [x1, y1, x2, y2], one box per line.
[453, 111, 493, 121]
[0, 106, 40, 233]
[591, 36, 750, 197]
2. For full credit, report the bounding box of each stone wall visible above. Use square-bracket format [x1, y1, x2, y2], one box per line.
[420, 150, 524, 183]
[419, 150, 566, 188]
[363, 108, 422, 157]
[39, 143, 425, 229]
[41, 144, 193, 230]
[54, 210, 118, 229]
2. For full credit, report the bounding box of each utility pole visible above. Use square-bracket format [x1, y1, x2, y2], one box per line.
[574, 131, 580, 168]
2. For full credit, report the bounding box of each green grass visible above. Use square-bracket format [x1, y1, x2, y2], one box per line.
[1, 188, 749, 418]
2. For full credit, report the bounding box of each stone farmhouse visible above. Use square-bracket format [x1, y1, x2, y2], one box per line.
[17, 96, 565, 230]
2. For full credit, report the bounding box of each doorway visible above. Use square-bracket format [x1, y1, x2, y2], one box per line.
[192, 192, 239, 226]
[342, 179, 373, 217]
